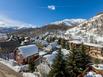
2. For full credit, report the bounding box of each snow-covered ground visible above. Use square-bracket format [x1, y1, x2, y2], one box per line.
[0, 48, 69, 77]
[65, 14, 103, 45]
[92, 64, 103, 70]
[0, 58, 20, 72]
[84, 71, 102, 77]
[23, 72, 40, 77]
[43, 49, 70, 65]
[0, 58, 38, 77]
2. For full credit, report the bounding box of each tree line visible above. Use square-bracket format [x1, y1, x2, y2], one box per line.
[48, 44, 92, 77]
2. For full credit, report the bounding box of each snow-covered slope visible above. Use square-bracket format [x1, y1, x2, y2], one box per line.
[0, 18, 36, 33]
[0, 18, 36, 29]
[51, 19, 86, 26]
[65, 14, 103, 45]
[0, 20, 36, 33]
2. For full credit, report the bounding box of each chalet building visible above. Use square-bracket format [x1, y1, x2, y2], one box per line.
[68, 40, 103, 53]
[68, 40, 82, 50]
[68, 40, 103, 62]
[20, 37, 32, 45]
[44, 41, 58, 52]
[84, 43, 103, 54]
[14, 44, 41, 65]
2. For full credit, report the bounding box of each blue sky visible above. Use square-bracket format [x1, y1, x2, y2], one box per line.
[0, 0, 103, 27]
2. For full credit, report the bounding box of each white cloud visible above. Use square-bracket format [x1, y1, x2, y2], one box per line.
[48, 5, 55, 10]
[0, 14, 36, 28]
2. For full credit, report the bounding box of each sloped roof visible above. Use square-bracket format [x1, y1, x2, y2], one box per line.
[68, 40, 103, 48]
[84, 43, 103, 48]
[18, 44, 38, 58]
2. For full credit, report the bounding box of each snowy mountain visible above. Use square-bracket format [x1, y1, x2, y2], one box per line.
[65, 14, 103, 45]
[0, 18, 36, 29]
[50, 19, 86, 26]
[0, 18, 86, 33]
[0, 26, 35, 33]
[0, 18, 36, 33]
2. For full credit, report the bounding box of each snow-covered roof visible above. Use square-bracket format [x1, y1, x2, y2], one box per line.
[85, 71, 96, 77]
[92, 64, 103, 70]
[95, 36, 103, 42]
[50, 41, 58, 48]
[18, 44, 38, 58]
[68, 40, 103, 48]
[61, 49, 70, 55]
[69, 40, 82, 44]
[41, 40, 48, 46]
[94, 74, 102, 77]
[35, 40, 48, 46]
[39, 51, 47, 56]
[37, 62, 51, 75]
[43, 50, 69, 65]
[85, 71, 102, 77]
[43, 51, 57, 64]
[46, 45, 52, 50]
[84, 43, 103, 48]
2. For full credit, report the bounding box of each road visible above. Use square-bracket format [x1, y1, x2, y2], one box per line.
[0, 63, 23, 77]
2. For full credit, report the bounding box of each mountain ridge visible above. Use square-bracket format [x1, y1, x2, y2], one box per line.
[50, 18, 86, 26]
[0, 18, 86, 33]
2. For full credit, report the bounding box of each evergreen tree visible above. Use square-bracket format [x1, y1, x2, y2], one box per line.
[66, 44, 92, 77]
[95, 58, 100, 64]
[65, 42, 70, 50]
[61, 39, 65, 48]
[66, 48, 79, 77]
[50, 37, 53, 42]
[47, 37, 50, 42]
[52, 37, 56, 42]
[58, 38, 62, 45]
[47, 37, 52, 43]
[29, 61, 36, 73]
[48, 48, 68, 77]
[76, 43, 91, 71]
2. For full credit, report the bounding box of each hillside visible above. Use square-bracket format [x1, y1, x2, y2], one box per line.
[65, 14, 103, 45]
[10, 24, 73, 37]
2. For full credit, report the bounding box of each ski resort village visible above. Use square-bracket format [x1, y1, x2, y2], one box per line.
[0, 0, 103, 77]
[0, 13, 103, 77]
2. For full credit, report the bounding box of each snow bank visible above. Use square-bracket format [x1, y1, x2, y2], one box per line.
[0, 58, 40, 77]
[23, 73, 37, 77]
[61, 49, 70, 55]
[43, 49, 69, 65]
[92, 64, 103, 70]
[0, 58, 29, 72]
[39, 51, 47, 56]
[0, 58, 21, 72]
[85, 71, 102, 77]
[37, 62, 50, 76]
